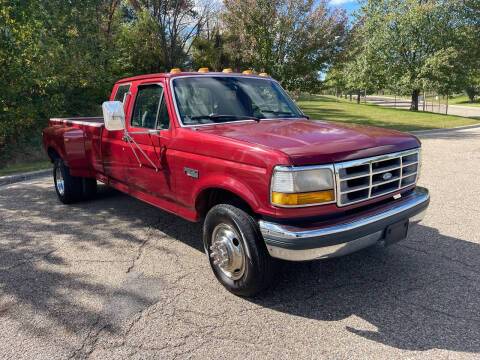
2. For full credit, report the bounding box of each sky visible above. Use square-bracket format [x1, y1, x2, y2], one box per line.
[329, 0, 361, 17]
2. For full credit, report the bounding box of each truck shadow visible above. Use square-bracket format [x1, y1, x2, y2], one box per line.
[1, 181, 479, 354]
[250, 224, 480, 353]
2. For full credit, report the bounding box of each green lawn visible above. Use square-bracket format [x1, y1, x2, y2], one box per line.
[449, 95, 480, 107]
[0, 160, 51, 177]
[298, 95, 479, 131]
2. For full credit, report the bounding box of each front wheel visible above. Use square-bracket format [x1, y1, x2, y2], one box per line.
[203, 204, 275, 296]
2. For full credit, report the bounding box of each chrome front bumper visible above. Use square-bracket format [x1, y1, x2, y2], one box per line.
[259, 187, 429, 261]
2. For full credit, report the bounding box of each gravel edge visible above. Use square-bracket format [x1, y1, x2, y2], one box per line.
[0, 168, 51, 186]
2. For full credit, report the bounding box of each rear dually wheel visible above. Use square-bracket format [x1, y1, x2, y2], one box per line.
[53, 158, 96, 203]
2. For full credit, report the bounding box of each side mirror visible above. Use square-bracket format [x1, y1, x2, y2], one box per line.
[102, 101, 125, 131]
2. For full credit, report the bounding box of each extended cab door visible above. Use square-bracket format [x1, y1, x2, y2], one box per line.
[124, 81, 174, 200]
[102, 83, 131, 185]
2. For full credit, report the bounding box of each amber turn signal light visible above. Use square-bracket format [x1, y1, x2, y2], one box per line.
[242, 70, 253, 75]
[271, 190, 335, 206]
[222, 68, 233, 73]
[198, 67, 209, 73]
[170, 68, 181, 74]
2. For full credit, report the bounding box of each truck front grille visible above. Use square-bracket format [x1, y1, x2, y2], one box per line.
[334, 149, 420, 207]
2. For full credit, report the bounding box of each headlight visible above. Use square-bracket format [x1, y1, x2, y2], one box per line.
[271, 165, 336, 207]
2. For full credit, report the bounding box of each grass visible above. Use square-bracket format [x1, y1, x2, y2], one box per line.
[448, 95, 480, 107]
[298, 95, 479, 131]
[0, 160, 51, 177]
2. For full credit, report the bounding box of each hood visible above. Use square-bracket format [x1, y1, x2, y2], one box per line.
[195, 119, 420, 165]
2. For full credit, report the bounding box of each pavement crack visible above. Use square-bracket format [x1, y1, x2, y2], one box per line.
[125, 228, 154, 274]
[68, 317, 108, 360]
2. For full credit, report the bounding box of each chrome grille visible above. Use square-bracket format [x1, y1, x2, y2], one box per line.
[334, 149, 420, 206]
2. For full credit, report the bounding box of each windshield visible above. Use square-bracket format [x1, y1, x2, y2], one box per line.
[172, 76, 303, 126]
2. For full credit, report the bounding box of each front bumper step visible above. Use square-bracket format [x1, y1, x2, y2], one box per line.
[259, 187, 429, 261]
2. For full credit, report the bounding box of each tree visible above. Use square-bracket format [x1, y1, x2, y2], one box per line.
[462, 0, 480, 103]
[126, 0, 213, 70]
[222, 0, 347, 90]
[464, 74, 480, 103]
[190, 10, 233, 71]
[421, 47, 470, 113]
[342, 19, 387, 103]
[324, 65, 347, 97]
[353, 0, 474, 111]
[0, 0, 120, 164]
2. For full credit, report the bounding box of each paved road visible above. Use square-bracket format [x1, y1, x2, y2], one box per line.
[1, 127, 480, 359]
[366, 96, 480, 118]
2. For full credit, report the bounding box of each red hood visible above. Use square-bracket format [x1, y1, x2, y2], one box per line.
[195, 119, 420, 165]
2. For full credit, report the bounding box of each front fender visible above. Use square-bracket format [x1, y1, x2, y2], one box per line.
[194, 174, 263, 213]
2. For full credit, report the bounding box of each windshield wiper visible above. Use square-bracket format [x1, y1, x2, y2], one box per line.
[260, 110, 296, 116]
[261, 110, 310, 120]
[259, 110, 305, 118]
[190, 114, 261, 123]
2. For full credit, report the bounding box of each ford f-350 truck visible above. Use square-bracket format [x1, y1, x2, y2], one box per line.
[43, 70, 430, 296]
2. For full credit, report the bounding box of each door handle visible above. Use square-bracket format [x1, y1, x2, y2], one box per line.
[158, 145, 167, 169]
[122, 135, 130, 142]
[160, 145, 167, 158]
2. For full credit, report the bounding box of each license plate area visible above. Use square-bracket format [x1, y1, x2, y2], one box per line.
[383, 219, 409, 246]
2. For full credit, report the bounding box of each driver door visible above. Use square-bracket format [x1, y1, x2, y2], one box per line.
[125, 82, 174, 200]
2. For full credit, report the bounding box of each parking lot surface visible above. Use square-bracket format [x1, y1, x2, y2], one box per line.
[1, 127, 479, 359]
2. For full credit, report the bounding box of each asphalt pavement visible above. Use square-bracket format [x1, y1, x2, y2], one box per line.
[1, 127, 479, 359]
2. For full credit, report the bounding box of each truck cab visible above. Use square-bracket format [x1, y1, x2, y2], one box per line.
[43, 69, 429, 296]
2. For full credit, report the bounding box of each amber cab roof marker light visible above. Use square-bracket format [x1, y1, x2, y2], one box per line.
[222, 68, 233, 73]
[198, 67, 209, 73]
[259, 72, 269, 77]
[170, 68, 181, 74]
[242, 69, 253, 75]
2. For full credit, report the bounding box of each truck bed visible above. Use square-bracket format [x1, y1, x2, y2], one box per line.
[50, 117, 104, 127]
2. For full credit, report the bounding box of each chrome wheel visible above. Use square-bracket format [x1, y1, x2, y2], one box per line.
[210, 223, 246, 280]
[55, 166, 65, 196]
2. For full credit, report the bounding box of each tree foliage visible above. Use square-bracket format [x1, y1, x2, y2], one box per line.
[220, 0, 348, 90]
[0, 0, 213, 164]
[328, 0, 479, 110]
[0, 0, 117, 163]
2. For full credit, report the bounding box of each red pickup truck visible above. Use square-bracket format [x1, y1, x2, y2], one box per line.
[43, 70, 429, 296]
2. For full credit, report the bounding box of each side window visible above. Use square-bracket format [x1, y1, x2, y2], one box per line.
[131, 84, 164, 129]
[114, 84, 130, 103]
[156, 96, 170, 130]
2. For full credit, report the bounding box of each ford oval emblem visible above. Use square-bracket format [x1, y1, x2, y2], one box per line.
[382, 172, 393, 181]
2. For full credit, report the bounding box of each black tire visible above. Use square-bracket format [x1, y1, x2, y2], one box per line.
[53, 158, 83, 204]
[203, 204, 275, 296]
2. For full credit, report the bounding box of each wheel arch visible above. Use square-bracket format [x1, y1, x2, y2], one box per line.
[195, 186, 258, 219]
[47, 147, 61, 162]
